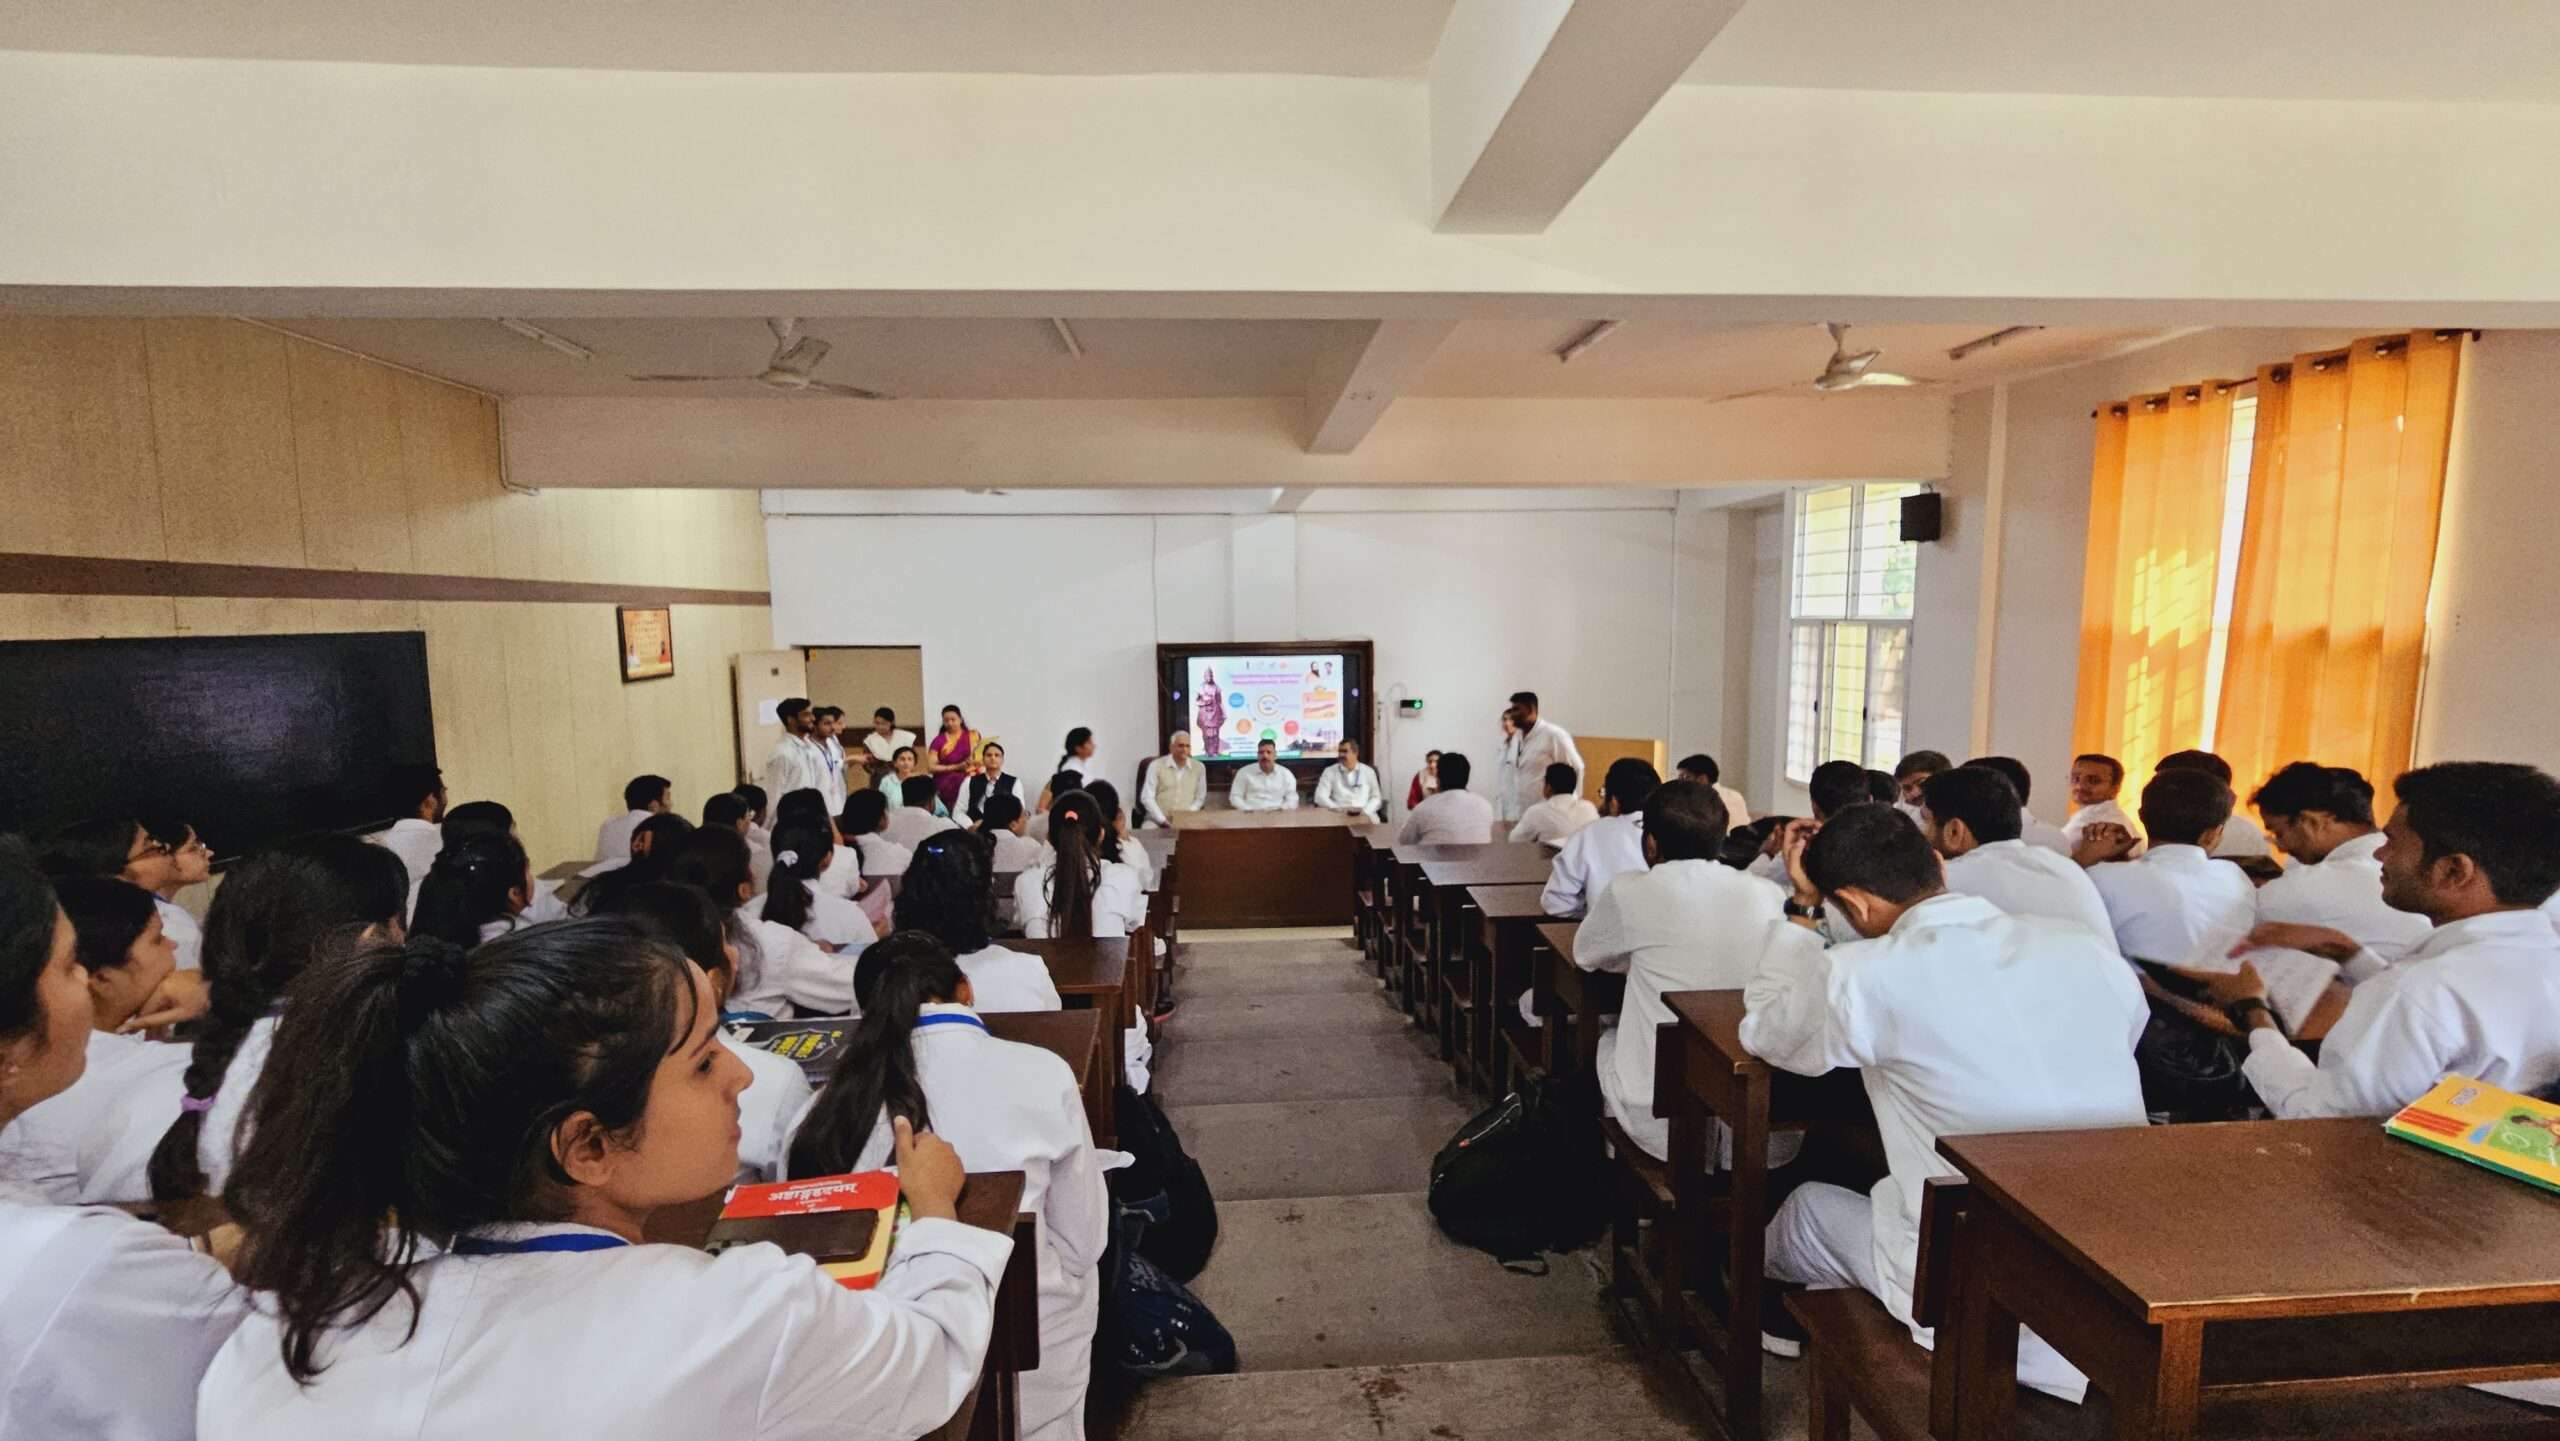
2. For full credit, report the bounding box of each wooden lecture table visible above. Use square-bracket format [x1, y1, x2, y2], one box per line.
[1169, 807, 1359, 928]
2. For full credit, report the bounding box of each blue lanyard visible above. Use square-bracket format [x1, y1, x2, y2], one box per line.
[451, 1232, 631, 1256]
[914, 1013, 988, 1035]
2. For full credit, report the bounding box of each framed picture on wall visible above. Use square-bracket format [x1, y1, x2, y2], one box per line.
[617, 605, 675, 682]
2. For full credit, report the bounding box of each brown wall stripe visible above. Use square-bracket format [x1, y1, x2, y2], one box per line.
[0, 553, 770, 608]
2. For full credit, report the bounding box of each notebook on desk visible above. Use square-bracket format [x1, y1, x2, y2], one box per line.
[2387, 1075, 2560, 1196]
[705, 1172, 905, 1288]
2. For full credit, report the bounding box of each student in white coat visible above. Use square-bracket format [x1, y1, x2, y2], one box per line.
[1962, 756, 2070, 855]
[1891, 750, 1952, 828]
[1574, 781, 1785, 1165]
[864, 706, 920, 772]
[2198, 762, 2560, 1117]
[898, 831, 1061, 1013]
[813, 706, 853, 815]
[371, 762, 448, 922]
[0, 876, 189, 1204]
[1922, 766, 2117, 947]
[1040, 728, 1102, 809]
[196, 918, 1009, 1441]
[2245, 762, 2431, 971]
[744, 822, 878, 1002]
[147, 835, 409, 1208]
[978, 794, 1049, 874]
[38, 816, 211, 1029]
[1017, 795, 1147, 942]
[787, 934, 1109, 1441]
[2081, 769, 2258, 963]
[1541, 758, 1660, 919]
[2153, 750, 2277, 859]
[763, 697, 830, 806]
[595, 773, 673, 866]
[1675, 753, 1752, 829]
[1743, 807, 2148, 1396]
[668, 827, 848, 1020]
[2059, 753, 2139, 846]
[1509, 762, 1599, 847]
[1138, 732, 1208, 827]
[1747, 762, 1872, 887]
[0, 857, 246, 1441]
[443, 802, 571, 924]
[1229, 739, 1300, 812]
[1312, 738, 1385, 821]
[1397, 753, 1496, 846]
[888, 778, 964, 849]
[1504, 692, 1585, 825]
[408, 832, 535, 953]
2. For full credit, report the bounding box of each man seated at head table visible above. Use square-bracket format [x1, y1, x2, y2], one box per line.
[1311, 738, 1384, 821]
[1228, 739, 1299, 812]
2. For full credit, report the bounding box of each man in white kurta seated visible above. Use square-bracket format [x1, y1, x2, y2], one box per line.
[2080, 769, 2257, 963]
[2155, 749, 2275, 859]
[886, 778, 962, 850]
[1311, 738, 1384, 820]
[1137, 731, 1207, 827]
[1675, 753, 1751, 828]
[1541, 758, 1660, 919]
[2246, 761, 2431, 973]
[1742, 805, 2148, 1394]
[594, 773, 672, 866]
[1398, 752, 1495, 845]
[2198, 760, 2560, 1118]
[2060, 752, 2138, 845]
[1923, 764, 2117, 947]
[1509, 763, 1598, 846]
[1229, 740, 1299, 812]
[1963, 756, 2070, 855]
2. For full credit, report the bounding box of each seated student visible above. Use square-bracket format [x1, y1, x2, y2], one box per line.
[0, 854, 247, 1441]
[773, 789, 861, 903]
[1575, 781, 1784, 1165]
[978, 793, 1047, 872]
[0, 875, 189, 1204]
[957, 740, 1023, 825]
[1963, 755, 2070, 855]
[863, 705, 920, 774]
[1675, 752, 1752, 828]
[1017, 794, 1147, 941]
[372, 761, 448, 922]
[887, 778, 961, 849]
[1720, 815, 1784, 872]
[1747, 760, 1870, 885]
[877, 745, 928, 806]
[1509, 762, 1599, 846]
[1137, 731, 1208, 827]
[1923, 765, 2116, 947]
[2081, 768, 2257, 962]
[150, 835, 408, 1205]
[1892, 750, 1951, 812]
[586, 881, 812, 1181]
[787, 932, 1104, 1441]
[842, 789, 913, 882]
[443, 801, 571, 923]
[196, 920, 1006, 1441]
[1312, 738, 1384, 820]
[1405, 748, 1443, 814]
[667, 826, 842, 1020]
[1397, 751, 1494, 846]
[2245, 762, 2432, 971]
[1542, 759, 1663, 919]
[702, 790, 770, 893]
[138, 811, 214, 975]
[1744, 807, 2146, 1392]
[574, 812, 695, 912]
[1229, 739, 1300, 812]
[1083, 780, 1157, 892]
[1864, 769, 1901, 808]
[2060, 752, 2137, 844]
[898, 833, 1061, 1012]
[581, 788, 691, 879]
[595, 773, 672, 865]
[2155, 749, 2274, 859]
[41, 814, 209, 1030]
[1025, 770, 1083, 846]
[410, 831, 535, 948]
[2202, 762, 2560, 1117]
[744, 819, 878, 982]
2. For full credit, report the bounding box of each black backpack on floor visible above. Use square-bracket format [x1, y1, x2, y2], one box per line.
[1427, 1072, 1607, 1270]
[1099, 1196, 1239, 1379]
[1106, 1082, 1219, 1281]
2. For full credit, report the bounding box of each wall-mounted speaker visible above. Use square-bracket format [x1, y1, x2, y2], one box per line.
[1900, 491, 1944, 544]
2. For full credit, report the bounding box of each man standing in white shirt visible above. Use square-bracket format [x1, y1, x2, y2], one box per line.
[1675, 753, 1751, 828]
[2246, 761, 2431, 971]
[1541, 758, 1657, 919]
[763, 698, 829, 806]
[1505, 692, 1584, 826]
[371, 762, 447, 922]
[1311, 738, 1384, 820]
[1744, 806, 2148, 1394]
[594, 774, 671, 866]
[2205, 761, 2560, 1118]
[1229, 740, 1299, 812]
[812, 706, 851, 814]
[2081, 769, 2258, 963]
[2156, 749, 2274, 859]
[1398, 753, 1496, 845]
[1137, 731, 1206, 827]
[1923, 765, 2116, 947]
[1964, 755, 2070, 855]
[2060, 752, 2138, 845]
[1510, 763, 1599, 846]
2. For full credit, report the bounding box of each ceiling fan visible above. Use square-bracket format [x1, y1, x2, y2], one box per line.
[1711, 323, 1929, 401]
[628, 318, 891, 398]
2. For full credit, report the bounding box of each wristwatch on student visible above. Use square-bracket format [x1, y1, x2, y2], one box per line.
[2224, 997, 2276, 1031]
[1783, 896, 1825, 921]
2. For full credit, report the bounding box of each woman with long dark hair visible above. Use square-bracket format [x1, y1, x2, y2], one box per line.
[575, 811, 694, 915]
[1014, 793, 1145, 941]
[895, 832, 1058, 1012]
[785, 931, 1107, 1441]
[409, 831, 534, 949]
[1038, 728, 1098, 808]
[147, 834, 408, 1203]
[0, 848, 246, 1440]
[194, 920, 1006, 1438]
[740, 819, 874, 1016]
[665, 826, 839, 1019]
[1081, 779, 1156, 891]
[775, 787, 862, 900]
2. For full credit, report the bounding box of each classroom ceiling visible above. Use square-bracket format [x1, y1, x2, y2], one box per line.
[272, 316, 2163, 401]
[4, 0, 2552, 101]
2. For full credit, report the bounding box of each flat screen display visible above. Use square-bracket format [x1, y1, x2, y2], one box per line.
[1184, 652, 1348, 759]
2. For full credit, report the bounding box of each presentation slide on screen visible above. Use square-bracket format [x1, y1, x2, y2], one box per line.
[1187, 654, 1345, 758]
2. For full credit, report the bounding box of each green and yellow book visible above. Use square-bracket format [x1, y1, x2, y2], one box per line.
[2385, 1075, 2560, 1196]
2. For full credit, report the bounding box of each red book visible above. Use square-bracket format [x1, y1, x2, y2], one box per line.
[704, 1171, 904, 1289]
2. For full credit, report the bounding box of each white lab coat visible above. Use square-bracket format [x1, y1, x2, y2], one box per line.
[1228, 764, 1299, 812]
[154, 896, 204, 972]
[1541, 811, 1646, 920]
[2084, 844, 2259, 964]
[744, 888, 877, 954]
[987, 830, 1048, 872]
[2243, 909, 2560, 1118]
[1714, 784, 1753, 829]
[786, 1005, 1112, 1441]
[2211, 810, 2274, 860]
[1311, 762, 1384, 820]
[0, 1030, 188, 1203]
[2252, 832, 2432, 974]
[198, 1016, 280, 1198]
[199, 1214, 1011, 1441]
[372, 817, 444, 922]
[883, 808, 960, 852]
[1396, 790, 1496, 847]
[1, 1181, 245, 1441]
[1941, 840, 2118, 950]
[1507, 719, 1585, 823]
[1508, 795, 1598, 847]
[818, 735, 851, 815]
[814, 846, 863, 901]
[730, 914, 859, 1019]
[1136, 756, 1206, 826]
[593, 808, 653, 867]
[1741, 894, 2148, 1402]
[764, 734, 830, 807]
[2018, 808, 2072, 856]
[954, 945, 1064, 1013]
[863, 728, 919, 766]
[853, 834, 913, 880]
[2059, 797, 2137, 843]
[1015, 861, 1147, 941]
[1575, 860, 1785, 1163]
[720, 1032, 815, 1183]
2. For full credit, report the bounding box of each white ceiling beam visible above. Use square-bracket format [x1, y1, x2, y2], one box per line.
[1268, 487, 1316, 513]
[1300, 318, 1459, 454]
[1428, 0, 1745, 233]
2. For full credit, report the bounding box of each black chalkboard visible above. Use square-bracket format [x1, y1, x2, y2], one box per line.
[0, 630, 437, 862]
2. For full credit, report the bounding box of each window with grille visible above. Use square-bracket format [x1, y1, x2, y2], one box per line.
[1786, 482, 1920, 782]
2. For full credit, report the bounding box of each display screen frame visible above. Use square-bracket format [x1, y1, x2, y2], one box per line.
[1153, 639, 1374, 780]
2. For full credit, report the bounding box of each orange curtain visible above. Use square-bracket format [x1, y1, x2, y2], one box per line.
[2072, 381, 2237, 807]
[2214, 331, 2464, 798]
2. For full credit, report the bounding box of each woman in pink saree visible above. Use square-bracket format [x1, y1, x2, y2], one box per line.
[1195, 669, 1227, 757]
[926, 703, 981, 809]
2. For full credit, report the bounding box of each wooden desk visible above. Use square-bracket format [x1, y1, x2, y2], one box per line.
[538, 859, 592, 882]
[1170, 809, 1357, 927]
[1012, 935, 1135, 1097]
[1938, 1118, 2560, 1441]
[1390, 843, 1538, 1022]
[1420, 855, 1552, 1085]
[988, 1008, 1110, 1148]
[1533, 919, 1609, 1078]
[1472, 884, 1570, 1094]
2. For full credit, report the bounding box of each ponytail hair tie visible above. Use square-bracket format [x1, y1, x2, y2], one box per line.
[179, 1094, 216, 1115]
[776, 849, 800, 869]
[397, 936, 472, 1028]
[1061, 808, 1081, 822]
